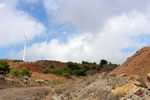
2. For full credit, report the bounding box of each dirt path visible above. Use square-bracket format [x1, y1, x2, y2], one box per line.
[0, 87, 51, 100]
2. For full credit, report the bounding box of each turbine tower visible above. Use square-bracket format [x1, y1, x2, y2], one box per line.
[23, 34, 29, 62]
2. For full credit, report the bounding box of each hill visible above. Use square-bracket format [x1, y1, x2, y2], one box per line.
[6, 60, 118, 75]
[111, 46, 150, 80]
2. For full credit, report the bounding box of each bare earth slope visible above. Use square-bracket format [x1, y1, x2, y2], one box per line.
[111, 47, 150, 79]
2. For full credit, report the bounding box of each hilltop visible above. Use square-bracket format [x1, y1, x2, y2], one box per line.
[111, 46, 150, 80]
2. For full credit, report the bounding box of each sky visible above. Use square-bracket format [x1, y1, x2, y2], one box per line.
[0, 0, 149, 64]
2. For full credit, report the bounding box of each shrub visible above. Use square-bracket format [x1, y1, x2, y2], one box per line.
[10, 68, 21, 77]
[50, 65, 54, 68]
[21, 67, 31, 77]
[82, 61, 93, 65]
[44, 61, 88, 77]
[62, 72, 71, 77]
[83, 65, 90, 70]
[13, 59, 23, 63]
[0, 60, 9, 74]
[92, 65, 96, 69]
[93, 62, 96, 65]
[67, 62, 80, 70]
[96, 67, 101, 71]
[44, 69, 50, 74]
[73, 69, 86, 76]
[10, 67, 31, 77]
[100, 59, 108, 67]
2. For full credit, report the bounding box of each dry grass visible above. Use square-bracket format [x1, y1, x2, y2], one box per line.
[44, 74, 130, 100]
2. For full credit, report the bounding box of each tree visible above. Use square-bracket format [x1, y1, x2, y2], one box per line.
[100, 59, 108, 67]
[0, 60, 9, 74]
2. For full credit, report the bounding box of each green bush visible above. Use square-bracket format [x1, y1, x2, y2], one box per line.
[100, 59, 108, 67]
[50, 65, 54, 68]
[83, 65, 90, 70]
[93, 62, 96, 65]
[62, 71, 71, 77]
[13, 59, 23, 63]
[92, 65, 96, 69]
[44, 61, 89, 77]
[82, 61, 93, 65]
[0, 60, 9, 74]
[73, 69, 86, 76]
[10, 67, 31, 77]
[10, 68, 21, 77]
[67, 62, 81, 70]
[96, 67, 101, 71]
[21, 67, 31, 77]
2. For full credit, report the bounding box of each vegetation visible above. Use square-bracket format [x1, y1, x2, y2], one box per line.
[10, 67, 31, 77]
[82, 61, 93, 65]
[93, 62, 96, 65]
[67, 62, 81, 70]
[100, 59, 108, 67]
[13, 59, 24, 63]
[92, 65, 96, 69]
[83, 65, 90, 70]
[50, 65, 54, 69]
[44, 62, 88, 77]
[0, 60, 10, 74]
[96, 67, 101, 71]
[21, 67, 31, 77]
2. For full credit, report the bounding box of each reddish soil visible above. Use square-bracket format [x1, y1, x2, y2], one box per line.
[31, 72, 67, 81]
[34, 60, 67, 69]
[7, 60, 68, 73]
[111, 47, 150, 80]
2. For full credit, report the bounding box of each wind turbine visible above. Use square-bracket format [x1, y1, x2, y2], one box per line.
[23, 34, 29, 62]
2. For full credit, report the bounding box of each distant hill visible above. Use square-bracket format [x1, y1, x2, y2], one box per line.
[111, 46, 150, 80]
[6, 59, 118, 75]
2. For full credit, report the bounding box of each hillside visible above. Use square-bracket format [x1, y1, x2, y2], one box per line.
[6, 60, 118, 76]
[111, 46, 150, 80]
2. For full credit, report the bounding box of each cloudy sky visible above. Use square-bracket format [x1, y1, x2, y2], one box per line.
[0, 0, 149, 64]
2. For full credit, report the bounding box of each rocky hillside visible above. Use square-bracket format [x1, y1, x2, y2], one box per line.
[111, 47, 150, 80]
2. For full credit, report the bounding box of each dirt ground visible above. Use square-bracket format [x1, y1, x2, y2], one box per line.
[0, 86, 51, 100]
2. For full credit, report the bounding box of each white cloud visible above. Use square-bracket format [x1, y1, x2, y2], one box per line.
[0, 0, 46, 47]
[43, 0, 147, 32]
[9, 11, 150, 63]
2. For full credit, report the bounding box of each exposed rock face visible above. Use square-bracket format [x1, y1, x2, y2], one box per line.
[111, 83, 138, 96]
[111, 83, 150, 100]
[111, 47, 150, 80]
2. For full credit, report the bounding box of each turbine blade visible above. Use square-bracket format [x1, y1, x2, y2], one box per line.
[24, 33, 27, 40]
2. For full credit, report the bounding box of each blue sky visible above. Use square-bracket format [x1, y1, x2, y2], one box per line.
[0, 0, 149, 64]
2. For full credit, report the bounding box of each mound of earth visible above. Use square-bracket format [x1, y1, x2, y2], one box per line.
[111, 46, 150, 80]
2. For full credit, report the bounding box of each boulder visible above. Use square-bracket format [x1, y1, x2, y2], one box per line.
[111, 83, 139, 97]
[147, 73, 150, 82]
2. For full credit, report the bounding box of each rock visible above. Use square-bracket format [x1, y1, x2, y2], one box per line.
[129, 75, 141, 81]
[134, 89, 144, 97]
[130, 75, 147, 88]
[147, 73, 150, 82]
[111, 83, 139, 96]
[0, 76, 6, 81]
[23, 76, 30, 80]
[22, 79, 28, 84]
[35, 79, 45, 84]
[28, 97, 31, 100]
[118, 73, 127, 77]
